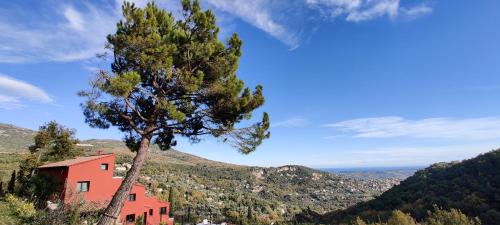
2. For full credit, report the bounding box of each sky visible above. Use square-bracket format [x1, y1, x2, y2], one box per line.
[1, 0, 500, 168]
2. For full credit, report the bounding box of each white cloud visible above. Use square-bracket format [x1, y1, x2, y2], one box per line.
[0, 74, 52, 109]
[272, 117, 310, 128]
[202, 0, 299, 49]
[0, 2, 118, 63]
[401, 4, 433, 17]
[0, 95, 23, 110]
[307, 0, 432, 22]
[346, 0, 399, 22]
[0, 0, 433, 63]
[63, 6, 86, 32]
[325, 116, 500, 140]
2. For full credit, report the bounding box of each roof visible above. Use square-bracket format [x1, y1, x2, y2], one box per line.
[38, 153, 114, 168]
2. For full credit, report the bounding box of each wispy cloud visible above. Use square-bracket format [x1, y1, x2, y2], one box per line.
[325, 116, 500, 140]
[0, 0, 433, 63]
[401, 4, 433, 18]
[0, 2, 118, 63]
[203, 0, 299, 49]
[0, 74, 52, 109]
[272, 117, 310, 128]
[314, 144, 494, 167]
[307, 0, 432, 22]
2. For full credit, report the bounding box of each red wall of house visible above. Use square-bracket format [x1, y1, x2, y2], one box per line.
[64, 154, 116, 204]
[119, 182, 172, 225]
[39, 153, 173, 225]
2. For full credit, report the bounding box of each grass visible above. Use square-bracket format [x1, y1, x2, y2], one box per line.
[0, 153, 25, 183]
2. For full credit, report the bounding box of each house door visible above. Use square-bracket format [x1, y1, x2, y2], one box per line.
[143, 212, 147, 224]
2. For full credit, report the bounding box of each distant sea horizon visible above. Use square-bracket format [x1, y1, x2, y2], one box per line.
[318, 166, 424, 173]
[318, 166, 424, 180]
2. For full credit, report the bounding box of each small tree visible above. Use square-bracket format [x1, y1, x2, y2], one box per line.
[79, 1, 269, 224]
[7, 170, 16, 193]
[29, 121, 82, 164]
[16, 121, 82, 201]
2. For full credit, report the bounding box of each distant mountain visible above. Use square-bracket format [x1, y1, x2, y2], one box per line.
[0, 123, 35, 152]
[308, 149, 500, 224]
[0, 122, 400, 223]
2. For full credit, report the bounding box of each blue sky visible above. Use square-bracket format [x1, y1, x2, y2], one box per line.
[1, 0, 500, 168]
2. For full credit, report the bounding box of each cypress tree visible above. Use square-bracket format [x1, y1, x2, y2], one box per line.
[247, 206, 253, 220]
[0, 181, 4, 196]
[16, 169, 25, 196]
[7, 170, 16, 193]
[168, 187, 174, 217]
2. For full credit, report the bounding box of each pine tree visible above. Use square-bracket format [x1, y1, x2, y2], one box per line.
[79, 1, 269, 224]
[7, 170, 16, 193]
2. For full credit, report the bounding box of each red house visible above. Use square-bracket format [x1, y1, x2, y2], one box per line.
[38, 153, 174, 225]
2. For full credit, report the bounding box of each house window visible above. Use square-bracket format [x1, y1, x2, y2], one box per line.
[149, 209, 153, 216]
[125, 214, 135, 222]
[128, 193, 136, 201]
[100, 163, 109, 170]
[76, 181, 90, 193]
[160, 207, 167, 215]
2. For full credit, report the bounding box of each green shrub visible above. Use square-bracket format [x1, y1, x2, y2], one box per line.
[386, 210, 417, 225]
[5, 194, 37, 220]
[425, 207, 481, 225]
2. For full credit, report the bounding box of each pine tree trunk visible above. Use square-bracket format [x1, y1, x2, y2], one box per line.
[98, 137, 151, 225]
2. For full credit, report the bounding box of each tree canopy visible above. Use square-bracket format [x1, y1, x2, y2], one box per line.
[79, 0, 270, 154]
[28, 121, 82, 162]
[79, 1, 270, 223]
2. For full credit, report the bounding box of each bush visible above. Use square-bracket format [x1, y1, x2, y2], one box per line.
[425, 207, 481, 225]
[350, 217, 367, 225]
[29, 201, 100, 225]
[386, 210, 417, 225]
[5, 194, 37, 220]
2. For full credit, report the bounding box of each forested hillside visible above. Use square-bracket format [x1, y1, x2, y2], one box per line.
[310, 149, 500, 224]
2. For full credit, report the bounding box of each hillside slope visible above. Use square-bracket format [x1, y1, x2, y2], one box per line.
[315, 149, 500, 224]
[0, 123, 35, 152]
[0, 123, 399, 223]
